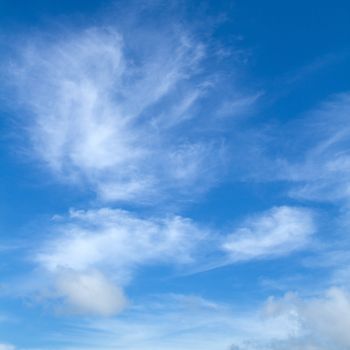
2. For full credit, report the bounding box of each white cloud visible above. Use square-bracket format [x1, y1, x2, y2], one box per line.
[37, 208, 205, 274]
[34, 208, 206, 315]
[55, 269, 127, 316]
[246, 92, 350, 204]
[6, 25, 226, 203]
[262, 287, 350, 349]
[222, 206, 315, 261]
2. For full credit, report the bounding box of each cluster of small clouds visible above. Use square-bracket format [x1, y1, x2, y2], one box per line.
[1, 20, 320, 320]
[31, 205, 315, 316]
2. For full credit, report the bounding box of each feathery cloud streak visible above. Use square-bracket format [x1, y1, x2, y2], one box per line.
[6, 26, 224, 203]
[223, 206, 315, 261]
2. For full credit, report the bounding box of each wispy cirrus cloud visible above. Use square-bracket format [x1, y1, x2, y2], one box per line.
[286, 93, 350, 203]
[223, 206, 316, 261]
[37, 208, 205, 274]
[4, 24, 234, 204]
[244, 92, 350, 204]
[222, 206, 316, 262]
[28, 205, 315, 316]
[190, 206, 316, 274]
[13, 292, 281, 350]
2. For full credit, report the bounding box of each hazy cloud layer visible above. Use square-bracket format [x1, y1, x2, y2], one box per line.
[17, 288, 350, 350]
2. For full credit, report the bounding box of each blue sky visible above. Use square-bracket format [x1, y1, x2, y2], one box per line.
[0, 0, 350, 349]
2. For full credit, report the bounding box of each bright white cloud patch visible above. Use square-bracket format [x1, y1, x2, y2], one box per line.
[223, 206, 315, 261]
[7, 26, 224, 203]
[55, 269, 127, 316]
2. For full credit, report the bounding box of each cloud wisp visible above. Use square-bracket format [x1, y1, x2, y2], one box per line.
[37, 208, 205, 274]
[286, 93, 350, 203]
[222, 206, 316, 262]
[242, 92, 350, 205]
[5, 25, 229, 204]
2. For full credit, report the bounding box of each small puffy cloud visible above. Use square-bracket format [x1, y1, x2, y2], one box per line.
[222, 206, 315, 261]
[55, 269, 127, 317]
